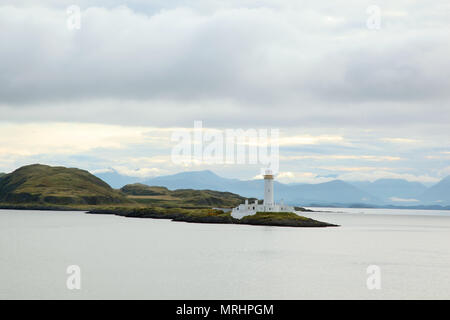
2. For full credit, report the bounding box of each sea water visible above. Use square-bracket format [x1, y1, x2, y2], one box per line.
[0, 208, 449, 299]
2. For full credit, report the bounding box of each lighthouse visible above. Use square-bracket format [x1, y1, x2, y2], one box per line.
[231, 169, 295, 219]
[264, 169, 274, 205]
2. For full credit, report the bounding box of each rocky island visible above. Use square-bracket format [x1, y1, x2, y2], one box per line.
[0, 164, 338, 228]
[88, 207, 338, 227]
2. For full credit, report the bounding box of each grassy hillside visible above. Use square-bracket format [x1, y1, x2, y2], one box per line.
[0, 164, 128, 206]
[121, 183, 256, 208]
[239, 212, 334, 227]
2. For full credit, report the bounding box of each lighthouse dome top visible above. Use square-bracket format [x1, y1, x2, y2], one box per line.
[263, 169, 274, 179]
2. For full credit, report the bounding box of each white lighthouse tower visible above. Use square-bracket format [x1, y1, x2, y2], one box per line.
[263, 169, 274, 205]
[231, 169, 295, 219]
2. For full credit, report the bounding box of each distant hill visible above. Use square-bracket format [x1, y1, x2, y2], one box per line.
[139, 171, 380, 206]
[95, 169, 142, 189]
[143, 170, 239, 191]
[350, 179, 427, 203]
[418, 176, 450, 205]
[278, 180, 380, 205]
[0, 164, 127, 205]
[121, 183, 254, 207]
[93, 169, 450, 208]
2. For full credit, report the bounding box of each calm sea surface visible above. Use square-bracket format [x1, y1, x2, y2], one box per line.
[0, 208, 449, 299]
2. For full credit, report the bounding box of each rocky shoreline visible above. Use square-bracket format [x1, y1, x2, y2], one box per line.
[0, 204, 339, 227]
[88, 207, 339, 228]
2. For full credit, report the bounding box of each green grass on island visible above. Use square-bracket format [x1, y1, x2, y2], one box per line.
[239, 211, 337, 227]
[121, 183, 255, 208]
[0, 164, 338, 228]
[89, 206, 237, 224]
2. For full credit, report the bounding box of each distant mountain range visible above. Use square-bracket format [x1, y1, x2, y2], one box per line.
[95, 169, 450, 208]
[350, 179, 427, 203]
[418, 176, 450, 204]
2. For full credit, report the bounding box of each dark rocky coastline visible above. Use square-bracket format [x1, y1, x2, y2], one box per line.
[87, 207, 339, 228]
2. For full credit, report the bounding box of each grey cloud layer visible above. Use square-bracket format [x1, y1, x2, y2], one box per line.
[1, 2, 449, 128]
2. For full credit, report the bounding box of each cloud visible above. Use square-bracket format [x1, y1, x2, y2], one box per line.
[280, 154, 402, 161]
[90, 168, 114, 174]
[279, 171, 334, 184]
[337, 171, 440, 183]
[0, 122, 151, 157]
[0, 3, 449, 130]
[426, 152, 450, 160]
[110, 166, 162, 178]
[317, 166, 393, 172]
[278, 135, 345, 146]
[254, 171, 333, 184]
[381, 138, 421, 144]
[437, 166, 450, 177]
[389, 197, 419, 202]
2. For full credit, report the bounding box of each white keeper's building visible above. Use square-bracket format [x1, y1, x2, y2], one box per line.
[231, 170, 295, 219]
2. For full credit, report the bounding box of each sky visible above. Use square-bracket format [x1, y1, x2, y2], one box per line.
[1, 0, 450, 185]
